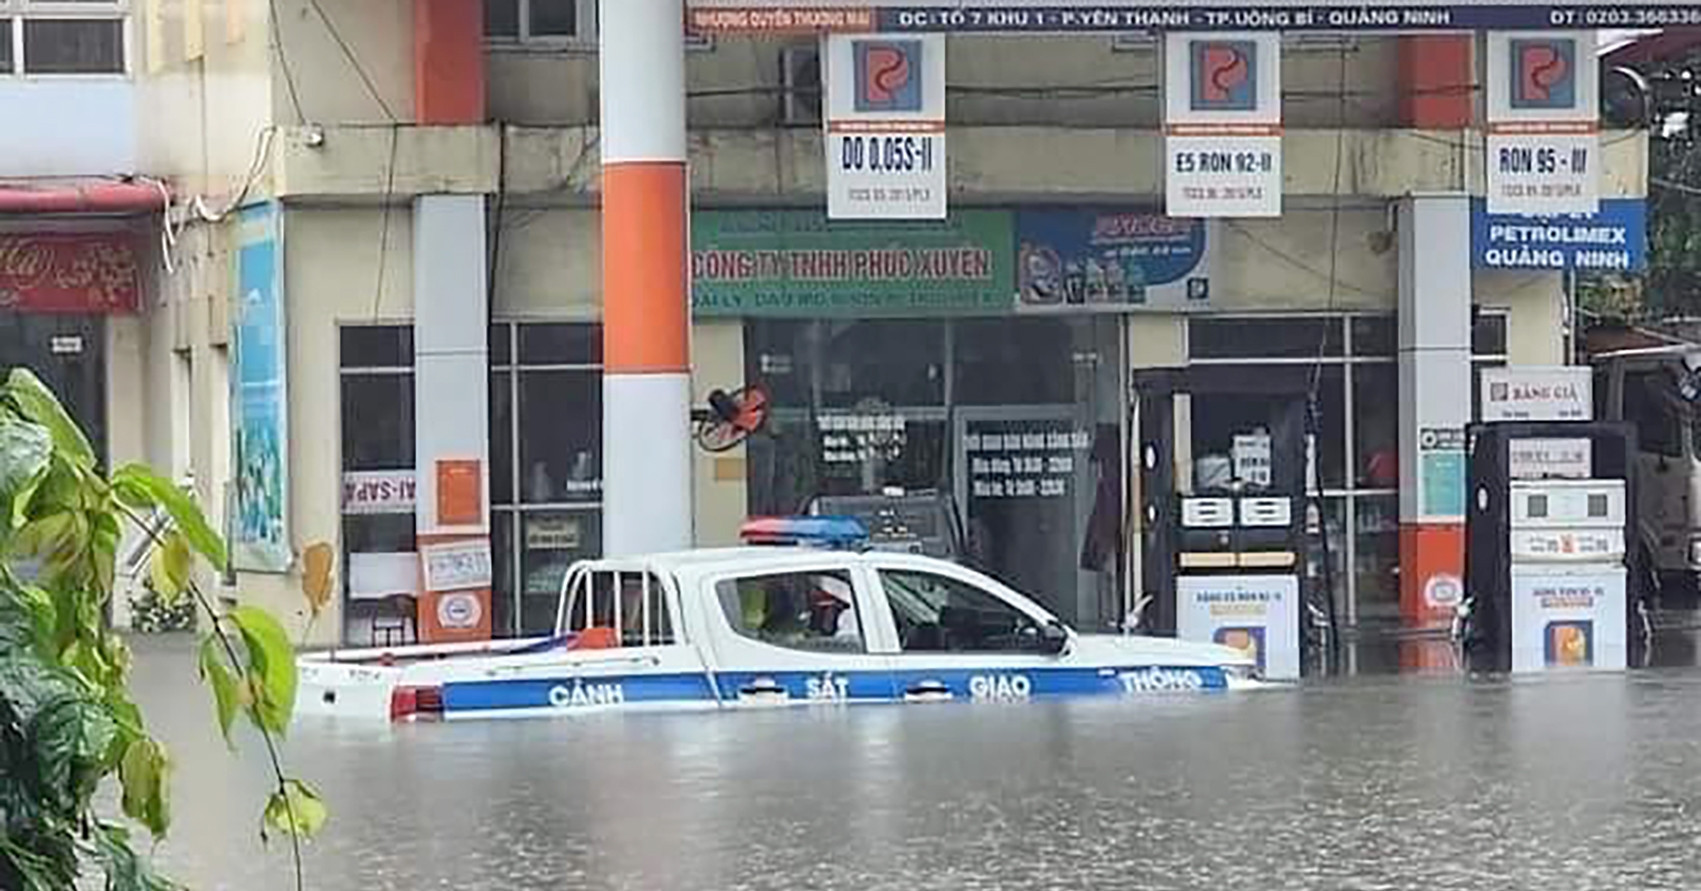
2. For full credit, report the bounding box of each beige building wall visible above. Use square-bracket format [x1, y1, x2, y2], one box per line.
[691, 322, 750, 546]
[1478, 270, 1566, 366]
[488, 35, 1403, 129]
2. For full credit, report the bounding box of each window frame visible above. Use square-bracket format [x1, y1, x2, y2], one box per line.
[870, 563, 1057, 656]
[0, 1, 130, 78]
[709, 567, 873, 656]
[483, 0, 713, 52]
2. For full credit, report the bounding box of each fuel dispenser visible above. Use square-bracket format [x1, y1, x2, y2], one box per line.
[1172, 487, 1304, 680]
[1465, 422, 1637, 673]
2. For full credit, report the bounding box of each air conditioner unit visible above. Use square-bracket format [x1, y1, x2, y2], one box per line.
[781, 44, 822, 126]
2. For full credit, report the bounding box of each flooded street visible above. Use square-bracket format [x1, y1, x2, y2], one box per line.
[131, 635, 1701, 891]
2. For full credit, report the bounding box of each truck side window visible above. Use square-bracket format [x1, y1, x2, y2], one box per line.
[879, 569, 1039, 653]
[715, 570, 864, 653]
[1624, 370, 1682, 458]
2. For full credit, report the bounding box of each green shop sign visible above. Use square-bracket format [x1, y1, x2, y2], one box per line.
[691, 209, 1015, 317]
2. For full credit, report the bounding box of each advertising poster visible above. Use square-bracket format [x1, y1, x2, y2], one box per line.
[1485, 31, 1600, 215]
[1176, 574, 1300, 680]
[1014, 208, 1211, 310]
[825, 33, 946, 220]
[1163, 32, 1283, 218]
[231, 202, 291, 573]
[1509, 568, 1627, 673]
[691, 209, 1013, 316]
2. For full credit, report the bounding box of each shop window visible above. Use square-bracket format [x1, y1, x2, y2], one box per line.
[1351, 495, 1398, 624]
[745, 320, 813, 408]
[340, 325, 412, 368]
[519, 322, 600, 365]
[880, 569, 1042, 653]
[490, 321, 603, 636]
[1624, 369, 1682, 458]
[339, 326, 419, 644]
[1190, 317, 1343, 360]
[954, 317, 1077, 405]
[0, 20, 12, 73]
[1353, 366, 1398, 490]
[489, 369, 513, 506]
[517, 369, 600, 503]
[519, 511, 600, 635]
[818, 320, 946, 409]
[715, 570, 864, 653]
[21, 18, 124, 74]
[339, 375, 414, 471]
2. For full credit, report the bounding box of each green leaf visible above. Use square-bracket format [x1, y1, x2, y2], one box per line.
[0, 417, 51, 538]
[111, 465, 226, 572]
[119, 738, 172, 838]
[2, 369, 93, 468]
[88, 822, 183, 891]
[148, 533, 192, 601]
[262, 779, 328, 841]
[29, 697, 116, 812]
[227, 606, 297, 735]
[197, 635, 245, 748]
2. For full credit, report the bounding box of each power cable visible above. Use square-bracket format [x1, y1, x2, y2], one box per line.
[370, 126, 400, 320]
[267, 0, 307, 124]
[304, 0, 396, 121]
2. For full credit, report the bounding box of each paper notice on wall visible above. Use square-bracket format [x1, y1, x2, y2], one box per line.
[1231, 432, 1272, 488]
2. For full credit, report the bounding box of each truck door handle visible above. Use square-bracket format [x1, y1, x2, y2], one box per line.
[904, 680, 950, 697]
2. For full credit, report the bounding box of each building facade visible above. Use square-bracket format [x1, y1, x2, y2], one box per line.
[117, 1, 1647, 650]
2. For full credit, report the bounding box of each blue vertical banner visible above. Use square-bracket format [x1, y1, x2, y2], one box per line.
[231, 202, 292, 572]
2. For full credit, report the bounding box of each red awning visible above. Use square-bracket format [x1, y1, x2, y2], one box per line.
[0, 180, 167, 216]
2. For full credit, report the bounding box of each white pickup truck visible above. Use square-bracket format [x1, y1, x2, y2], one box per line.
[299, 531, 1259, 723]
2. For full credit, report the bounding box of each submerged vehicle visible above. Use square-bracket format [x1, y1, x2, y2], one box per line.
[298, 518, 1260, 722]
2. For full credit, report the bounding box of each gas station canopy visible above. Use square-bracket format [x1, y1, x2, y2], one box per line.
[685, 0, 1700, 33]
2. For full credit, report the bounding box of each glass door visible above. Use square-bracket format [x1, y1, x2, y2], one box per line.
[953, 404, 1104, 629]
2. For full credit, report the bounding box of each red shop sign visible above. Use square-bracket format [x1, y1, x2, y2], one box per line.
[0, 233, 143, 314]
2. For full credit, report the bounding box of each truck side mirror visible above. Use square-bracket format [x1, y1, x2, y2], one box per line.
[1039, 620, 1070, 655]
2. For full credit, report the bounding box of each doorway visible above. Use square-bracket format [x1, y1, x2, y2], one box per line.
[0, 311, 107, 465]
[953, 404, 1107, 628]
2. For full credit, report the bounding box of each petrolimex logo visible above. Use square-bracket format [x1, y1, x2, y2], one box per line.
[1190, 39, 1257, 112]
[853, 39, 923, 113]
[1510, 38, 1577, 111]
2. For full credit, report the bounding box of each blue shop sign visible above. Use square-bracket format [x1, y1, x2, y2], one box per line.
[1471, 199, 1647, 272]
[1015, 208, 1211, 311]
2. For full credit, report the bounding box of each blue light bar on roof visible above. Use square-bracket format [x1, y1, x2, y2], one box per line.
[740, 516, 869, 549]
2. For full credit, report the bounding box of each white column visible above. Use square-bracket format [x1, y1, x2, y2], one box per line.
[599, 0, 693, 556]
[414, 194, 492, 640]
[1397, 194, 1472, 630]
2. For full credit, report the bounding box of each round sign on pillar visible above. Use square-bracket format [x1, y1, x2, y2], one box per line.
[1424, 573, 1463, 610]
[437, 592, 484, 631]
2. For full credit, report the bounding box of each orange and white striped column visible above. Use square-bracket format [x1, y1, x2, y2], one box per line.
[599, 0, 693, 555]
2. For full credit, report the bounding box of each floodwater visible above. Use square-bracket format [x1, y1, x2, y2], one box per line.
[129, 634, 1701, 891]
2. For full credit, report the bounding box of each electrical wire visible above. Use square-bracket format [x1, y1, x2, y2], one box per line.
[1304, 42, 1351, 672]
[305, 0, 396, 121]
[268, 0, 307, 124]
[370, 125, 400, 320]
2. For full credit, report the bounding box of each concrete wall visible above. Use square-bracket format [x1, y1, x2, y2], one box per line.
[138, 0, 277, 195]
[270, 0, 413, 123]
[0, 81, 137, 176]
[487, 35, 1402, 130]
